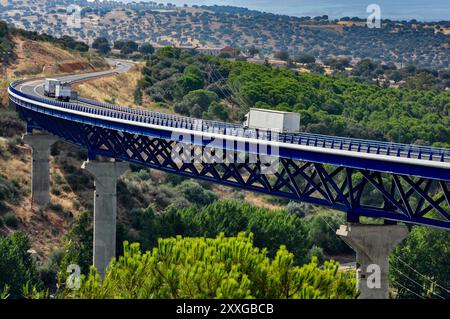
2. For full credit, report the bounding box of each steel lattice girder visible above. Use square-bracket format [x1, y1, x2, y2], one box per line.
[15, 104, 450, 230]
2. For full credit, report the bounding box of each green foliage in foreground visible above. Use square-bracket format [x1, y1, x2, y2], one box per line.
[121, 200, 311, 266]
[0, 232, 40, 298]
[64, 234, 357, 299]
[0, 285, 9, 299]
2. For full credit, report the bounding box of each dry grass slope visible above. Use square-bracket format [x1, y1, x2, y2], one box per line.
[7, 36, 108, 78]
[0, 38, 109, 259]
[1, 36, 109, 106]
[73, 64, 143, 107]
[73, 63, 177, 114]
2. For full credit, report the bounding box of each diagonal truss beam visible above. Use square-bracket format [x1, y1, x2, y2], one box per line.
[15, 106, 450, 230]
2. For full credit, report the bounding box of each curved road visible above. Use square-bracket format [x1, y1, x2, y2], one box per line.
[16, 59, 135, 98]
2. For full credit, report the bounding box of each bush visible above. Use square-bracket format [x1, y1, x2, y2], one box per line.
[120, 41, 138, 55]
[286, 201, 306, 217]
[178, 200, 310, 264]
[51, 185, 62, 196]
[204, 101, 229, 121]
[64, 234, 357, 299]
[48, 203, 64, 213]
[0, 216, 3, 228]
[0, 174, 25, 209]
[3, 212, 19, 228]
[307, 211, 352, 255]
[390, 218, 450, 299]
[58, 212, 93, 276]
[0, 232, 40, 298]
[127, 205, 182, 251]
[0, 111, 25, 138]
[139, 43, 154, 55]
[308, 245, 326, 264]
[175, 180, 217, 206]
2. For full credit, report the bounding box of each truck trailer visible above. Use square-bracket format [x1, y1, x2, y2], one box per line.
[44, 79, 61, 97]
[243, 108, 300, 133]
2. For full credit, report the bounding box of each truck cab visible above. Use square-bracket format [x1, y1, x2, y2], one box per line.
[55, 83, 76, 102]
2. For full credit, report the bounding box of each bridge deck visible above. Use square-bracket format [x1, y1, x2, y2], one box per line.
[10, 79, 450, 168]
[9, 70, 450, 230]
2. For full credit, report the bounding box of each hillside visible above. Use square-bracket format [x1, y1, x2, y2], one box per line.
[6, 36, 106, 78]
[1, 0, 449, 69]
[0, 25, 110, 257]
[72, 62, 151, 108]
[0, 31, 108, 106]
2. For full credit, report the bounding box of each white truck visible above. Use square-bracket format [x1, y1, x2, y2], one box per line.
[243, 108, 300, 133]
[44, 79, 61, 97]
[55, 84, 77, 101]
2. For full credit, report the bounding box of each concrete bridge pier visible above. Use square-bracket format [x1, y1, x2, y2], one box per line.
[23, 133, 59, 207]
[337, 223, 409, 299]
[82, 160, 129, 279]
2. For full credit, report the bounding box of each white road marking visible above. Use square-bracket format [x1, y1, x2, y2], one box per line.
[33, 83, 44, 97]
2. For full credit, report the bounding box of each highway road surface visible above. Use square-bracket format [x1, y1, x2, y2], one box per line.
[16, 59, 135, 98]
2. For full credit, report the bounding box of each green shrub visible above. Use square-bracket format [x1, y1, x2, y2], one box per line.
[286, 201, 306, 217]
[307, 211, 352, 255]
[51, 185, 62, 196]
[0, 285, 9, 299]
[58, 212, 93, 276]
[0, 232, 40, 298]
[390, 208, 450, 299]
[0, 175, 25, 209]
[49, 203, 64, 213]
[63, 233, 357, 299]
[3, 212, 19, 228]
[308, 245, 326, 264]
[178, 200, 310, 264]
[175, 180, 217, 206]
[0, 110, 25, 138]
[0, 216, 4, 228]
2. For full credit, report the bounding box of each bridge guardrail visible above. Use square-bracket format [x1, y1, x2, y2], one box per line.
[9, 82, 450, 163]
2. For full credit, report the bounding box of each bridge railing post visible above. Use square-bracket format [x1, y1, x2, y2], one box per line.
[23, 133, 59, 208]
[82, 160, 129, 279]
[337, 223, 409, 299]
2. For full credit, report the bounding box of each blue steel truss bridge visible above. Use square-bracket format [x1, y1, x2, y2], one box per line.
[8, 63, 450, 231]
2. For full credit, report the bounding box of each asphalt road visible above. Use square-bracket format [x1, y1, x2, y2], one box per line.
[16, 59, 135, 98]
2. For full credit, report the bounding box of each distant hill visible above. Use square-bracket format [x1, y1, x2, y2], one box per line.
[1, 0, 449, 69]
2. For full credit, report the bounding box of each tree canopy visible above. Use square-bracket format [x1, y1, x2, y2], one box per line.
[140, 48, 449, 147]
[63, 233, 357, 299]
